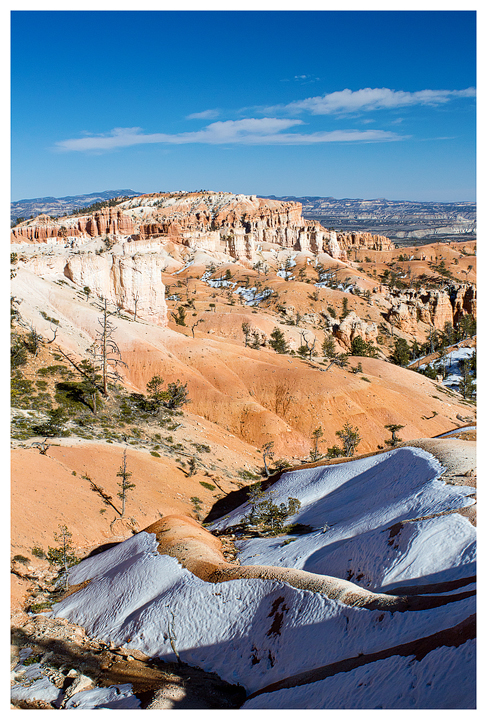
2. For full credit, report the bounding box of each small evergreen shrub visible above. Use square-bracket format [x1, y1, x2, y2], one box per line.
[199, 481, 216, 491]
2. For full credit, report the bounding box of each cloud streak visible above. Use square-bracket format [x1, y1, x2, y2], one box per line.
[55, 118, 403, 152]
[55, 87, 473, 153]
[266, 86, 476, 115]
[186, 109, 220, 120]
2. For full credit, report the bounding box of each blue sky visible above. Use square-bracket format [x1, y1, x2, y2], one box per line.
[11, 9, 476, 202]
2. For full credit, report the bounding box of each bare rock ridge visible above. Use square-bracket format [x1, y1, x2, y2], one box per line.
[11, 191, 395, 261]
[144, 515, 474, 614]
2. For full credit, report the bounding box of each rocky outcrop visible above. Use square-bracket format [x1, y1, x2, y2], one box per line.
[333, 311, 378, 349]
[11, 191, 387, 263]
[63, 253, 167, 326]
[385, 300, 424, 335]
[11, 208, 135, 243]
[83, 207, 135, 237]
[11, 214, 64, 243]
[221, 227, 255, 262]
[386, 289, 453, 331]
[451, 284, 477, 323]
[385, 284, 477, 332]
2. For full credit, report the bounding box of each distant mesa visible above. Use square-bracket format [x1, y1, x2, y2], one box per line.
[10, 189, 141, 223]
[12, 190, 476, 246]
[261, 195, 476, 245]
[10, 190, 394, 261]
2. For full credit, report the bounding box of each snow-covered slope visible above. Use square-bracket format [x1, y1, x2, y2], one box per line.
[49, 447, 476, 709]
[213, 447, 475, 591]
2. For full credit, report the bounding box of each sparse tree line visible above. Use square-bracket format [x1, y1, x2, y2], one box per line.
[11, 197, 133, 229]
[11, 295, 190, 441]
[389, 315, 476, 369]
[227, 419, 406, 537]
[252, 324, 378, 369]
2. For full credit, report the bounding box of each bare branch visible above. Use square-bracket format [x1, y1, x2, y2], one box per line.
[45, 324, 59, 344]
[31, 438, 53, 455]
[53, 346, 105, 394]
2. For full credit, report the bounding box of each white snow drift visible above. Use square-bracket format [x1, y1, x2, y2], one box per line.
[46, 446, 475, 709]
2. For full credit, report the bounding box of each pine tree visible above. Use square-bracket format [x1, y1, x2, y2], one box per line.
[145, 376, 190, 412]
[390, 338, 411, 367]
[335, 422, 361, 457]
[459, 358, 475, 399]
[242, 321, 251, 347]
[165, 381, 190, 409]
[93, 298, 126, 396]
[269, 328, 288, 354]
[47, 525, 78, 590]
[146, 375, 166, 413]
[117, 448, 135, 518]
[384, 423, 405, 447]
[262, 441, 275, 477]
[245, 485, 301, 535]
[311, 426, 323, 460]
[350, 336, 378, 357]
[411, 339, 421, 361]
[171, 305, 187, 326]
[322, 335, 337, 359]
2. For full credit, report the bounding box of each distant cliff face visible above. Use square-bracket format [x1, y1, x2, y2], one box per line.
[10, 191, 395, 261]
[337, 231, 395, 252]
[10, 207, 136, 242]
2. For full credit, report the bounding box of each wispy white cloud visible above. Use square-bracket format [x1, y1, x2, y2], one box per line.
[281, 74, 321, 83]
[186, 109, 220, 120]
[55, 118, 404, 152]
[266, 86, 476, 115]
[53, 85, 474, 153]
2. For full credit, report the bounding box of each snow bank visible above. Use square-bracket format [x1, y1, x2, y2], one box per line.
[216, 448, 475, 593]
[418, 346, 475, 393]
[65, 684, 141, 709]
[11, 665, 63, 705]
[51, 535, 474, 697]
[213, 447, 474, 539]
[243, 640, 476, 709]
[48, 447, 475, 707]
[234, 285, 273, 305]
[11, 649, 140, 709]
[436, 426, 476, 438]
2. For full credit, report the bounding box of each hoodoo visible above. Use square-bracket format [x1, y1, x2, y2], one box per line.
[11, 191, 395, 262]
